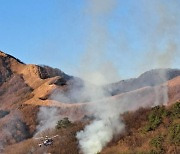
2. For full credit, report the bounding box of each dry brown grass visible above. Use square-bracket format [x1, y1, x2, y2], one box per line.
[0, 74, 33, 109]
[102, 103, 180, 154]
[4, 121, 85, 154]
[1, 52, 180, 154]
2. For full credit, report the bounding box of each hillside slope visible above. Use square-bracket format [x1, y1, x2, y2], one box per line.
[0, 50, 180, 153]
[4, 101, 180, 154]
[0, 51, 74, 150]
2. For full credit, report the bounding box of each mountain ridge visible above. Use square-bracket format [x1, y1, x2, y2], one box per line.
[0, 50, 180, 153]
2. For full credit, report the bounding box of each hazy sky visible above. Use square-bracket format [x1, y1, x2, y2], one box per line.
[0, 0, 179, 79]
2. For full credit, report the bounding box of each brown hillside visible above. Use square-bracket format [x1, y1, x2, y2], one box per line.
[4, 101, 180, 154]
[0, 50, 179, 153]
[0, 51, 75, 151]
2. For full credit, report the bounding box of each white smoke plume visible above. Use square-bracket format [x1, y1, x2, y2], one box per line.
[0, 111, 29, 152]
[76, 1, 179, 154]
[77, 96, 124, 154]
[34, 0, 179, 153]
[78, 0, 120, 85]
[139, 0, 180, 109]
[139, 0, 180, 71]
[76, 1, 124, 153]
[35, 107, 61, 135]
[76, 82, 169, 154]
[77, 117, 124, 154]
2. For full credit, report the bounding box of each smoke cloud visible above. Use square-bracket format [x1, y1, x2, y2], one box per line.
[140, 0, 180, 71]
[0, 111, 30, 152]
[35, 107, 61, 135]
[78, 0, 120, 85]
[138, 0, 180, 110]
[76, 0, 123, 153]
[35, 1, 180, 154]
[76, 1, 180, 154]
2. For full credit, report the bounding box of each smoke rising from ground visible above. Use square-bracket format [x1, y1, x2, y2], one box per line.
[0, 111, 30, 152]
[76, 83, 169, 154]
[35, 107, 61, 135]
[76, 1, 180, 154]
[76, 0, 123, 153]
[35, 1, 180, 153]
[78, 0, 120, 85]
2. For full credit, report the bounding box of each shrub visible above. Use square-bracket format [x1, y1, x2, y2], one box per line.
[150, 136, 164, 149]
[56, 117, 72, 129]
[144, 105, 168, 131]
[170, 101, 180, 119]
[144, 113, 162, 131]
[148, 114, 162, 130]
[168, 123, 180, 145]
[149, 149, 162, 154]
[152, 106, 169, 117]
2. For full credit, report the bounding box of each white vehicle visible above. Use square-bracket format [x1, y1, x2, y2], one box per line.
[35, 135, 59, 147]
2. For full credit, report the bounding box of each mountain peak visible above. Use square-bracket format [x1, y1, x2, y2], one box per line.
[0, 50, 7, 57]
[0, 50, 24, 64]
